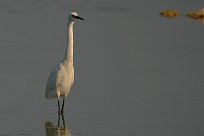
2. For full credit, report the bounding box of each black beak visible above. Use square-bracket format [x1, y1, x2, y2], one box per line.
[72, 15, 84, 20]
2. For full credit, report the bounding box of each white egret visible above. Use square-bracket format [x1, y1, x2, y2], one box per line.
[45, 12, 84, 114]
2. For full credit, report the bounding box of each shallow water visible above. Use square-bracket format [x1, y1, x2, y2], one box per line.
[0, 0, 204, 136]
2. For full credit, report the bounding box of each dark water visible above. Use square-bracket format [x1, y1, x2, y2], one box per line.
[0, 0, 204, 136]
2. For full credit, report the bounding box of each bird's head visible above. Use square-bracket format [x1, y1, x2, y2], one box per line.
[69, 12, 84, 21]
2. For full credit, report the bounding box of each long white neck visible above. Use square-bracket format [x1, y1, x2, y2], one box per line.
[63, 20, 74, 66]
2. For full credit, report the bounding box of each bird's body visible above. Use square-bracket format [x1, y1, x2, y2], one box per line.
[45, 60, 74, 98]
[45, 12, 84, 114]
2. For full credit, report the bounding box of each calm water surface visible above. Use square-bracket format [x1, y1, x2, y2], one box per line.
[0, 0, 203, 136]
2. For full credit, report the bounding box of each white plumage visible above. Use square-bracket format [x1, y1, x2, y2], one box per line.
[45, 12, 84, 114]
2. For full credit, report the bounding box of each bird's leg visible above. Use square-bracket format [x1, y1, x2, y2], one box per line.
[61, 97, 65, 114]
[62, 113, 66, 129]
[57, 112, 61, 127]
[58, 98, 61, 115]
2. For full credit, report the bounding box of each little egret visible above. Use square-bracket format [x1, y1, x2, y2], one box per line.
[45, 12, 84, 114]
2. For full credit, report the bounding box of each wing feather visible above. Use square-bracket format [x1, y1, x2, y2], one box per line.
[45, 63, 64, 98]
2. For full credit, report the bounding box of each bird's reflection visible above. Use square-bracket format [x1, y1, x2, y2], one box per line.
[45, 114, 72, 136]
